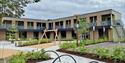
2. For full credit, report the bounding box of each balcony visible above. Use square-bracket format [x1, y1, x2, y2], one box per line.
[16, 26, 24, 29]
[27, 26, 34, 29]
[89, 22, 97, 28]
[48, 27, 53, 30]
[101, 21, 111, 26]
[0, 24, 12, 29]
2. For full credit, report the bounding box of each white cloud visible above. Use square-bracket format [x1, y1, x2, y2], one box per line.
[23, 0, 125, 25]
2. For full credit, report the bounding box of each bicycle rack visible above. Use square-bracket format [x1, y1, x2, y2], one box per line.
[43, 50, 61, 62]
[52, 54, 77, 63]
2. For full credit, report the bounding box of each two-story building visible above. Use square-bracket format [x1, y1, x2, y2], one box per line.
[0, 9, 124, 41]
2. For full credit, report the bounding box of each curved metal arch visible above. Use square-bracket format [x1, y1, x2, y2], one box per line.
[42, 50, 61, 62]
[52, 54, 77, 63]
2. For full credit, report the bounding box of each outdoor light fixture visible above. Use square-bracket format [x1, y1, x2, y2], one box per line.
[75, 23, 79, 46]
[93, 26, 95, 31]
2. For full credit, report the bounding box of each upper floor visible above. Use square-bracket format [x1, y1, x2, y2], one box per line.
[0, 9, 123, 31]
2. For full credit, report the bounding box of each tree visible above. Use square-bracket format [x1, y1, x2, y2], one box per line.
[75, 17, 89, 46]
[6, 25, 18, 42]
[78, 18, 89, 40]
[0, 0, 41, 18]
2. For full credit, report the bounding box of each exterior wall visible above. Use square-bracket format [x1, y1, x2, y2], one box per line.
[24, 21, 27, 29]
[0, 9, 122, 41]
[96, 15, 102, 26]
[90, 31, 99, 40]
[0, 31, 6, 40]
[108, 29, 113, 41]
[50, 32, 54, 40]
[66, 31, 72, 39]
[27, 32, 33, 38]
[39, 32, 43, 38]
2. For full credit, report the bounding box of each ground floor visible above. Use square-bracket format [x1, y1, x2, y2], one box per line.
[0, 26, 124, 41]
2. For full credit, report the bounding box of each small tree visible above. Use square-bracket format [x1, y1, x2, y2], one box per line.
[7, 26, 18, 43]
[78, 18, 89, 40]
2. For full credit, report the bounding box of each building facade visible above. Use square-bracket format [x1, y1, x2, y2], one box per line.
[0, 9, 124, 41]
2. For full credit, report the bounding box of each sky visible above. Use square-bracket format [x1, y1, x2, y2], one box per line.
[23, 0, 125, 24]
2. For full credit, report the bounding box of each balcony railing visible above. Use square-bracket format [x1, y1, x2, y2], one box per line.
[48, 27, 53, 30]
[36, 26, 45, 30]
[16, 26, 24, 29]
[27, 26, 34, 29]
[101, 21, 111, 26]
[0, 24, 12, 29]
[89, 22, 97, 27]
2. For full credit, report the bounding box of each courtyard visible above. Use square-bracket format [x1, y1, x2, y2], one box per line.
[0, 40, 125, 63]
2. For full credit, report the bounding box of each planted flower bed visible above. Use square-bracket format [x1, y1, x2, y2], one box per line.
[58, 40, 125, 63]
[15, 39, 51, 47]
[9, 49, 51, 63]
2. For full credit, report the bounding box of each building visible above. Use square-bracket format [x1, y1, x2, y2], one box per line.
[0, 9, 124, 41]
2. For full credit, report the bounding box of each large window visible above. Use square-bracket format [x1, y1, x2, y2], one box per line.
[90, 16, 97, 23]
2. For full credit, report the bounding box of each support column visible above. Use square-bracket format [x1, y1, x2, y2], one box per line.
[34, 22, 37, 29]
[27, 32, 33, 38]
[39, 32, 42, 38]
[24, 21, 27, 29]
[0, 31, 6, 40]
[90, 31, 99, 40]
[50, 32, 54, 40]
[108, 29, 113, 41]
[53, 22, 55, 29]
[63, 21, 66, 28]
[66, 31, 72, 39]
[97, 15, 102, 26]
[46, 22, 48, 29]
[58, 31, 61, 40]
[71, 19, 74, 28]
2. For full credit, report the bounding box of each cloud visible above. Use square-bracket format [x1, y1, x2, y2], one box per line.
[23, 0, 125, 25]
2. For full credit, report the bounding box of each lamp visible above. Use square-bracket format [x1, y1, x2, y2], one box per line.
[75, 23, 79, 46]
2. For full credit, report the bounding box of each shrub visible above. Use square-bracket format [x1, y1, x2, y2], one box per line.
[16, 39, 51, 46]
[60, 42, 77, 49]
[9, 49, 50, 63]
[112, 47, 125, 61]
[39, 39, 51, 43]
[95, 47, 110, 59]
[78, 46, 87, 54]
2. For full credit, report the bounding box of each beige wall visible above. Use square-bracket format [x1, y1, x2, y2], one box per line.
[108, 29, 113, 41]
[90, 31, 99, 40]
[27, 32, 33, 38]
[66, 31, 72, 39]
[0, 31, 6, 40]
[50, 32, 54, 39]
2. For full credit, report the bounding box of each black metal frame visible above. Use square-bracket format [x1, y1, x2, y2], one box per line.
[43, 50, 61, 62]
[52, 54, 77, 63]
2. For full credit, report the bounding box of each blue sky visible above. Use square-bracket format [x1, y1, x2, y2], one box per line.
[23, 0, 125, 24]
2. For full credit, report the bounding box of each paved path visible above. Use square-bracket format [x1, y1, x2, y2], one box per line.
[0, 41, 106, 63]
[86, 42, 125, 49]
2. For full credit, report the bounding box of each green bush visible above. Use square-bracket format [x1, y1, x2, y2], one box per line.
[10, 49, 50, 63]
[39, 39, 51, 43]
[16, 39, 51, 46]
[112, 47, 125, 61]
[60, 42, 77, 49]
[95, 48, 110, 59]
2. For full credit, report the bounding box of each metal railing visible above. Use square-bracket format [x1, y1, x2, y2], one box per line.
[101, 21, 111, 26]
